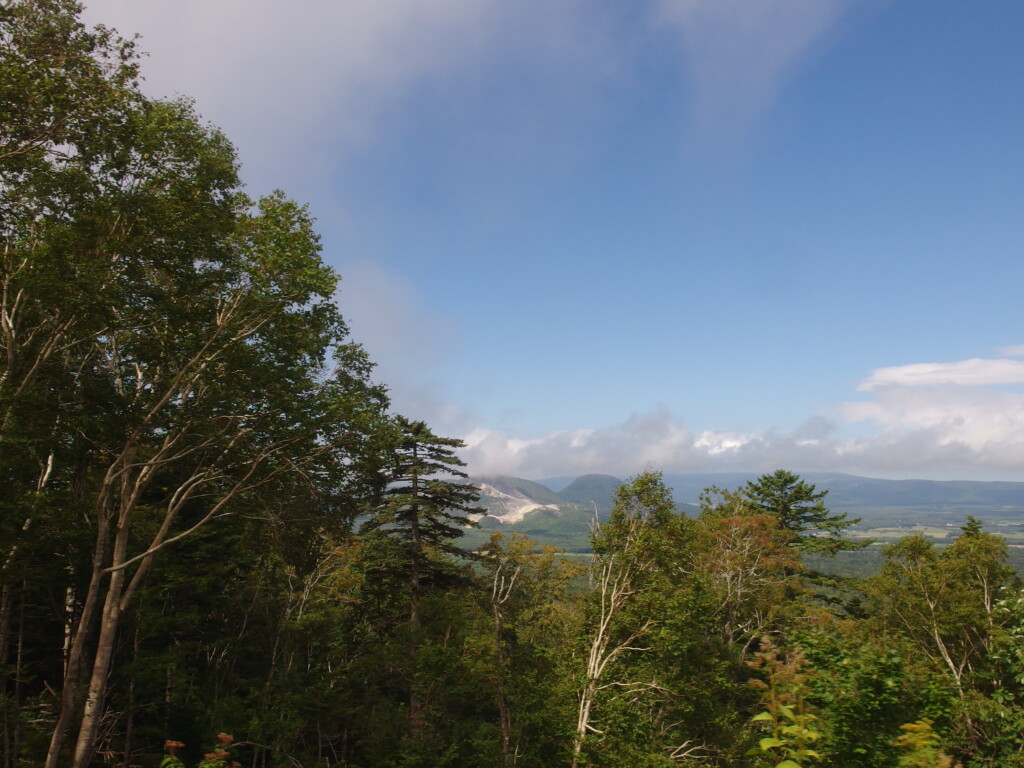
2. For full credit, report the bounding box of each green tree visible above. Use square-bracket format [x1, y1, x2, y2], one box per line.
[793, 616, 955, 768]
[368, 417, 482, 625]
[744, 470, 865, 555]
[363, 417, 483, 731]
[866, 528, 1013, 700]
[694, 487, 800, 649]
[572, 470, 677, 767]
[2, 4, 393, 766]
[479, 532, 584, 767]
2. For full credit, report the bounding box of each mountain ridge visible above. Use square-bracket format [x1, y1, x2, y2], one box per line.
[463, 471, 1024, 551]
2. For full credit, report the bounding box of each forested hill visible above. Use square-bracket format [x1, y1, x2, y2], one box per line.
[519, 472, 1024, 513]
[469, 472, 1024, 550]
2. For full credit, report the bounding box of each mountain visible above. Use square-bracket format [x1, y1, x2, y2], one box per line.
[462, 471, 1024, 552]
[535, 476, 577, 494]
[474, 475, 564, 523]
[464, 473, 623, 551]
[558, 474, 623, 515]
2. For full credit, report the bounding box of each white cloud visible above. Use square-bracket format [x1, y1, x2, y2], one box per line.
[79, 0, 852, 190]
[460, 409, 850, 478]
[78, 0, 622, 196]
[843, 386, 1024, 442]
[858, 358, 1024, 390]
[80, 0, 508, 189]
[654, 0, 849, 142]
[462, 408, 693, 477]
[459, 353, 1024, 480]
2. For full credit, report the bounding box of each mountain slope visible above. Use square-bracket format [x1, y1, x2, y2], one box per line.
[557, 474, 622, 515]
[463, 472, 1024, 552]
[474, 475, 563, 524]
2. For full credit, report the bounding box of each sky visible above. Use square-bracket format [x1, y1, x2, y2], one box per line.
[80, 0, 1024, 482]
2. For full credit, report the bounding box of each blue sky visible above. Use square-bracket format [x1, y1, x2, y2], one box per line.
[82, 0, 1024, 480]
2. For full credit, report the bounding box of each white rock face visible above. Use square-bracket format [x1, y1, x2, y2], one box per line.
[477, 483, 559, 524]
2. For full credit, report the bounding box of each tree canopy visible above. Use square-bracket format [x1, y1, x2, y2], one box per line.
[744, 469, 866, 555]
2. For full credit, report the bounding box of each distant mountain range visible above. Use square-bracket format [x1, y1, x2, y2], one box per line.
[461, 472, 1024, 552]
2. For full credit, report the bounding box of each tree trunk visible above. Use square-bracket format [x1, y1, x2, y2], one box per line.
[408, 496, 422, 729]
[489, 560, 521, 768]
[122, 622, 140, 768]
[493, 604, 513, 767]
[70, 515, 131, 768]
[0, 581, 13, 768]
[11, 585, 25, 768]
[45, 514, 111, 768]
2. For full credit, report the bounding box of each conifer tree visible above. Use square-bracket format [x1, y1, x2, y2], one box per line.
[744, 469, 865, 555]
[364, 417, 483, 728]
[368, 417, 483, 619]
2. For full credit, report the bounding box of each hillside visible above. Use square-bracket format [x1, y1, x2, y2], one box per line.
[463, 471, 1024, 551]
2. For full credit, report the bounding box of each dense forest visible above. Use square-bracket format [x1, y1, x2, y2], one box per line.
[3, 3, 1024, 766]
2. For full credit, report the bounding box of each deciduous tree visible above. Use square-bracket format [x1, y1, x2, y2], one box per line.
[2, 5, 392, 766]
[572, 470, 676, 767]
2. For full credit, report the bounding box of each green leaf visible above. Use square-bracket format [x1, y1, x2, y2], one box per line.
[751, 711, 775, 722]
[775, 761, 803, 768]
[760, 737, 785, 750]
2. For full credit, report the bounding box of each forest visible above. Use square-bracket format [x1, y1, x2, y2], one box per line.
[3, 2, 1024, 766]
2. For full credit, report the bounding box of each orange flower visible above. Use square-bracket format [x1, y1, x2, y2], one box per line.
[216, 733, 233, 745]
[164, 740, 185, 754]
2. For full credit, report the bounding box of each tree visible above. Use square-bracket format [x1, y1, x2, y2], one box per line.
[50, 182, 388, 768]
[479, 532, 584, 767]
[744, 470, 865, 555]
[1, 0, 149, 659]
[369, 417, 482, 622]
[694, 486, 800, 649]
[572, 470, 677, 767]
[363, 416, 483, 728]
[866, 524, 1014, 699]
[2, 4, 393, 766]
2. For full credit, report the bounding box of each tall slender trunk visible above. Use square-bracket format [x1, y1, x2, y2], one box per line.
[45, 514, 112, 768]
[122, 622, 140, 768]
[0, 580, 14, 768]
[407, 444, 423, 729]
[489, 560, 521, 768]
[493, 604, 513, 767]
[11, 584, 25, 768]
[70, 514, 131, 768]
[408, 495, 422, 727]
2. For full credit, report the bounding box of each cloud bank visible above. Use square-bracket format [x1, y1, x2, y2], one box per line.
[461, 350, 1024, 480]
[858, 358, 1024, 389]
[81, 0, 508, 189]
[81, 0, 847, 186]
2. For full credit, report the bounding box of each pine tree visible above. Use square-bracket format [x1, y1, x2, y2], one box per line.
[744, 469, 866, 555]
[363, 417, 483, 729]
[369, 418, 483, 618]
